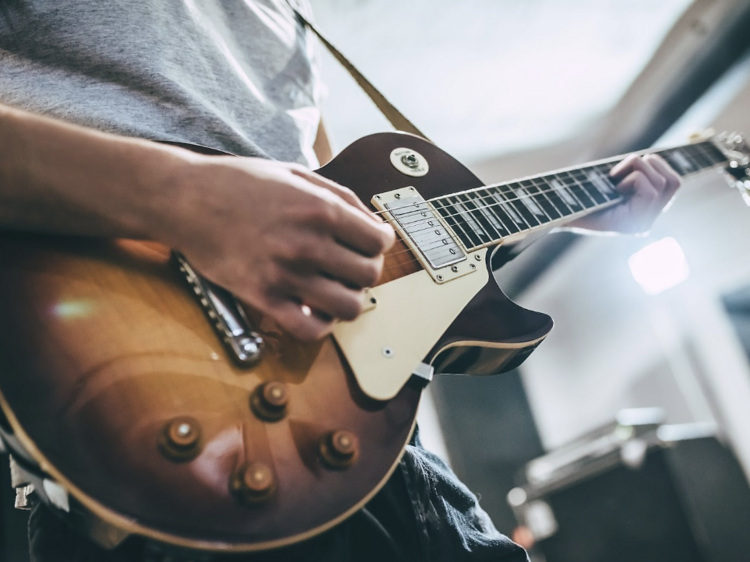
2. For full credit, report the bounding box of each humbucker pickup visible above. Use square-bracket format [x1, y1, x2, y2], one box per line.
[384, 195, 466, 270]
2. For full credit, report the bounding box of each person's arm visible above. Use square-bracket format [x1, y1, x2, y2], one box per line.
[0, 103, 394, 341]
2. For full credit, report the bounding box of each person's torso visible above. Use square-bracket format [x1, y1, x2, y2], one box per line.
[0, 0, 322, 165]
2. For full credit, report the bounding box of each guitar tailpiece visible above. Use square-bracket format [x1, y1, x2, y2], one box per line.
[172, 251, 264, 367]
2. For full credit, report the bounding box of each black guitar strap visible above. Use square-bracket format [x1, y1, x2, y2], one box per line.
[287, 1, 431, 142]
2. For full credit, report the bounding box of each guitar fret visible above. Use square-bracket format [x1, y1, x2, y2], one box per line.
[477, 188, 514, 235]
[421, 139, 730, 250]
[504, 183, 542, 227]
[516, 182, 550, 222]
[452, 196, 492, 246]
[433, 199, 476, 250]
[484, 187, 522, 233]
[549, 176, 584, 210]
[689, 144, 712, 168]
[469, 190, 511, 238]
[661, 150, 680, 173]
[573, 170, 609, 205]
[683, 147, 705, 171]
[524, 179, 562, 220]
[487, 187, 524, 230]
[683, 146, 708, 169]
[588, 167, 620, 201]
[560, 171, 598, 208]
[666, 149, 696, 175]
[692, 146, 710, 169]
[701, 142, 727, 165]
[498, 184, 536, 228]
[457, 194, 498, 243]
[535, 177, 575, 218]
[657, 142, 727, 178]
[691, 143, 721, 169]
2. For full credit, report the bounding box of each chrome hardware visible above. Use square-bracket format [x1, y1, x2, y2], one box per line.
[716, 131, 750, 167]
[714, 131, 750, 206]
[384, 196, 465, 269]
[173, 252, 263, 367]
[372, 186, 486, 284]
[401, 153, 420, 169]
[390, 148, 429, 177]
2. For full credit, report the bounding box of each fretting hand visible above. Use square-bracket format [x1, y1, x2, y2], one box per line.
[566, 153, 681, 234]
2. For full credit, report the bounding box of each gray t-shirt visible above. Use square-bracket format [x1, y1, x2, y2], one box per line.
[0, 0, 323, 166]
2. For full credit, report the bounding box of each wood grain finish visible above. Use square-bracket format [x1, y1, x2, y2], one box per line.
[379, 238, 422, 284]
[0, 234, 419, 550]
[0, 132, 551, 552]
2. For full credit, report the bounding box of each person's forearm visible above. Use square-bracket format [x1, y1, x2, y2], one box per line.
[0, 103, 396, 341]
[0, 103, 193, 238]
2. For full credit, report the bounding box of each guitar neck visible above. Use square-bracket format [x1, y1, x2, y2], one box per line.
[429, 140, 728, 249]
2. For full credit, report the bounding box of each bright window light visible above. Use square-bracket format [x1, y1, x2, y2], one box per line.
[628, 237, 690, 295]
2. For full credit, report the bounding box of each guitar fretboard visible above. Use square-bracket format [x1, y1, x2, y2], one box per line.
[428, 140, 727, 251]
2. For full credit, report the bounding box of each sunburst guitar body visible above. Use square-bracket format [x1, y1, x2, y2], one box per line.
[2, 129, 739, 553]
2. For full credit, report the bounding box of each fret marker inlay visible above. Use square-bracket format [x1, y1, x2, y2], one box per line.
[514, 188, 545, 216]
[491, 192, 524, 223]
[551, 179, 578, 207]
[672, 151, 692, 174]
[421, 139, 727, 254]
[587, 171, 614, 194]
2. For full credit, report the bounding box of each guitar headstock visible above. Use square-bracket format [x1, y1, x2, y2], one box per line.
[712, 131, 750, 205]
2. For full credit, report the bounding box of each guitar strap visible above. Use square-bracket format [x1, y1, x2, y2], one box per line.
[287, 1, 431, 142]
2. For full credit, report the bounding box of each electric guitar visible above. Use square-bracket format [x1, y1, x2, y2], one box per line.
[0, 131, 747, 554]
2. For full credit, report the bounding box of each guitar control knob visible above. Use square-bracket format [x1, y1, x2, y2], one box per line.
[250, 381, 289, 422]
[159, 417, 202, 462]
[319, 430, 359, 469]
[231, 462, 276, 505]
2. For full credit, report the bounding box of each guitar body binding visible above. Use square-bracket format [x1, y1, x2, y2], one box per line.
[0, 132, 552, 553]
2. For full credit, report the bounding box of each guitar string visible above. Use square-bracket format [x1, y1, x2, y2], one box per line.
[366, 142, 719, 226]
[373, 150, 723, 272]
[368, 144, 723, 258]
[378, 175, 615, 244]
[371, 141, 721, 225]
[366, 144, 715, 240]
[371, 174, 623, 264]
[374, 169, 617, 240]
[376, 170, 669, 270]
[300, 144, 722, 308]
[376, 202, 599, 275]
[375, 200, 611, 275]
[304, 143, 723, 312]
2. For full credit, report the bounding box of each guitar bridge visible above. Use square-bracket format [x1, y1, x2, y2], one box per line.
[172, 252, 263, 367]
